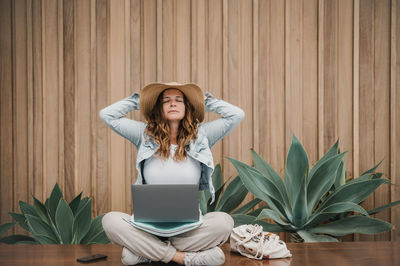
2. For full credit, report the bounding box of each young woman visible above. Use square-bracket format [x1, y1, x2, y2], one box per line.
[100, 82, 244, 265]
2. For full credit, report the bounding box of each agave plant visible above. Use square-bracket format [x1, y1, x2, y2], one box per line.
[0, 183, 110, 244]
[228, 134, 400, 242]
[199, 164, 265, 217]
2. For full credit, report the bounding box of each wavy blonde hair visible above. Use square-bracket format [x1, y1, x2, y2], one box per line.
[144, 89, 199, 161]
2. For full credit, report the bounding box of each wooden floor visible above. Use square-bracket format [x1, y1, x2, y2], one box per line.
[0, 242, 399, 265]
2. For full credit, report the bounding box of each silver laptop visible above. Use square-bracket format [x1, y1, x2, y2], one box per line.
[131, 184, 199, 223]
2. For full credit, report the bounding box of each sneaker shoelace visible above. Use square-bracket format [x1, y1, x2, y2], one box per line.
[236, 224, 272, 260]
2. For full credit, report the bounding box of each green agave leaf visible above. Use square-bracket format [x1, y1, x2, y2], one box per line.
[32, 234, 58, 244]
[292, 169, 308, 228]
[212, 164, 223, 194]
[368, 200, 400, 215]
[232, 213, 257, 226]
[208, 185, 224, 212]
[307, 153, 346, 213]
[219, 185, 248, 213]
[81, 214, 109, 244]
[257, 209, 290, 226]
[334, 160, 345, 189]
[284, 134, 309, 206]
[75, 197, 89, 216]
[247, 206, 268, 217]
[297, 230, 338, 242]
[72, 198, 92, 243]
[251, 149, 291, 213]
[55, 199, 74, 244]
[305, 202, 369, 227]
[32, 195, 51, 225]
[0, 234, 36, 244]
[69, 192, 82, 216]
[308, 140, 339, 181]
[319, 178, 389, 210]
[86, 231, 110, 244]
[309, 215, 392, 236]
[48, 183, 63, 224]
[232, 198, 262, 214]
[0, 222, 16, 237]
[8, 212, 29, 231]
[216, 176, 246, 212]
[25, 214, 58, 243]
[231, 214, 284, 232]
[19, 201, 38, 217]
[228, 157, 289, 220]
[199, 191, 208, 215]
[361, 159, 383, 176]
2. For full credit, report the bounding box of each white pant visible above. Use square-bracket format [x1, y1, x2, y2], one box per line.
[102, 211, 234, 263]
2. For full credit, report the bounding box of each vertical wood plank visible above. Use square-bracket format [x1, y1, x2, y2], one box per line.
[323, 0, 338, 151]
[124, 0, 132, 214]
[109, 0, 126, 211]
[162, 0, 174, 81]
[75, 0, 92, 200]
[390, 0, 400, 242]
[208, 0, 223, 167]
[32, 0, 44, 203]
[63, 0, 75, 202]
[224, 0, 240, 180]
[302, 0, 318, 164]
[128, 0, 142, 215]
[13, 1, 29, 236]
[353, 0, 360, 180]
[142, 0, 157, 84]
[359, 0, 375, 241]
[26, 0, 34, 208]
[96, 0, 109, 214]
[90, 0, 97, 215]
[337, 0, 354, 181]
[285, 0, 304, 150]
[373, 0, 390, 241]
[58, 0, 65, 196]
[318, 0, 325, 158]
[239, 0, 253, 208]
[0, 0, 14, 229]
[338, 0, 354, 242]
[43, 0, 60, 196]
[252, 0, 259, 156]
[176, 0, 191, 82]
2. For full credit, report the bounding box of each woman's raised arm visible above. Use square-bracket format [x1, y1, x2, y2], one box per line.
[199, 92, 245, 148]
[99, 92, 145, 149]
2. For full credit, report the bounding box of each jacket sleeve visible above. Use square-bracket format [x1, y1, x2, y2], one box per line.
[99, 92, 145, 149]
[200, 92, 245, 148]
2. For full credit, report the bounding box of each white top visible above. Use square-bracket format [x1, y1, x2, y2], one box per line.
[143, 144, 202, 184]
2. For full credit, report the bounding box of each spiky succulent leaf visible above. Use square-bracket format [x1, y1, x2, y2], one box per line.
[307, 153, 346, 213]
[228, 157, 289, 220]
[309, 215, 392, 236]
[69, 192, 82, 216]
[8, 212, 29, 231]
[232, 198, 262, 214]
[284, 134, 309, 207]
[55, 199, 74, 244]
[297, 230, 338, 242]
[72, 198, 92, 243]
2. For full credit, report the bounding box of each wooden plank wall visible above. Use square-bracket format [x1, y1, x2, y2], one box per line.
[0, 0, 399, 241]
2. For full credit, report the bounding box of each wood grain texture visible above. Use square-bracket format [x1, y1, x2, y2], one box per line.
[0, 0, 399, 241]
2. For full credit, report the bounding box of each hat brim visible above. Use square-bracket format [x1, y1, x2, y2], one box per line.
[140, 82, 205, 122]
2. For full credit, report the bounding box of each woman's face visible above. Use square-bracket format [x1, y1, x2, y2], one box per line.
[161, 88, 186, 122]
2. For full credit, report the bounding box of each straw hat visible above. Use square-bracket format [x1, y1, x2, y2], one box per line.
[140, 82, 205, 122]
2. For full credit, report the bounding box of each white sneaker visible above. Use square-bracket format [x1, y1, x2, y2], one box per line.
[121, 247, 151, 265]
[184, 247, 225, 266]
